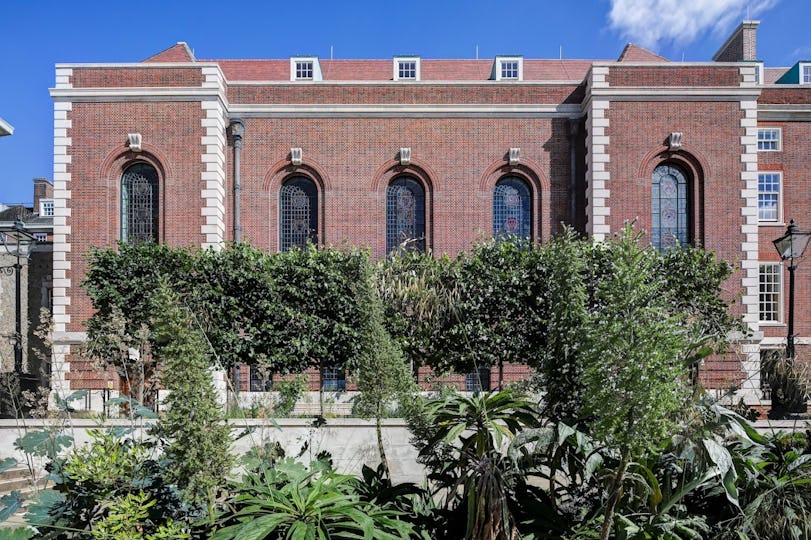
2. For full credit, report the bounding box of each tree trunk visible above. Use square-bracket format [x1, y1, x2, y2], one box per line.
[599, 450, 630, 540]
[376, 405, 390, 478]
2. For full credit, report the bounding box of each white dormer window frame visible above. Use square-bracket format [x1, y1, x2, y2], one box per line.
[493, 56, 523, 81]
[801, 62, 811, 84]
[393, 56, 420, 81]
[752, 62, 764, 85]
[290, 57, 322, 81]
[40, 199, 54, 217]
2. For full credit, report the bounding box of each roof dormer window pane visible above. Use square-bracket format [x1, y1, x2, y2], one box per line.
[398, 61, 416, 79]
[296, 60, 313, 80]
[501, 61, 519, 79]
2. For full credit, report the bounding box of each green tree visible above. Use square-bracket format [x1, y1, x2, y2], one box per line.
[150, 281, 232, 512]
[580, 227, 691, 540]
[350, 257, 419, 477]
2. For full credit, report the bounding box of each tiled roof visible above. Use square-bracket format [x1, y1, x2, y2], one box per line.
[764, 67, 789, 84]
[617, 44, 669, 63]
[208, 58, 599, 82]
[144, 42, 196, 63]
[0, 205, 32, 222]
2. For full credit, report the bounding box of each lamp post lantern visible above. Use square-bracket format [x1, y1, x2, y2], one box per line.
[0, 220, 35, 373]
[772, 219, 811, 360]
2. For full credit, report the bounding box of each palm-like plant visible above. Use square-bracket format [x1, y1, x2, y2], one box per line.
[211, 458, 416, 540]
[723, 430, 811, 540]
[418, 389, 540, 540]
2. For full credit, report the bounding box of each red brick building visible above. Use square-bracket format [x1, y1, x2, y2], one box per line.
[48, 21, 811, 410]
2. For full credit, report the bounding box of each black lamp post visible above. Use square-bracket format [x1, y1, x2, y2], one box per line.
[0, 220, 35, 373]
[772, 219, 811, 360]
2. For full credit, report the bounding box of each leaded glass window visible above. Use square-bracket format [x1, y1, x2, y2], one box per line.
[280, 177, 318, 251]
[465, 367, 491, 393]
[652, 164, 689, 249]
[322, 366, 345, 391]
[121, 163, 159, 243]
[249, 366, 272, 392]
[493, 177, 531, 239]
[386, 177, 426, 253]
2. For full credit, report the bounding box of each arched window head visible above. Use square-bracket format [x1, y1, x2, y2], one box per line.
[652, 163, 689, 249]
[493, 177, 531, 240]
[280, 176, 318, 251]
[121, 162, 159, 243]
[386, 177, 426, 253]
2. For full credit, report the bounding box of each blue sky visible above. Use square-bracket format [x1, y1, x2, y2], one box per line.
[0, 0, 809, 204]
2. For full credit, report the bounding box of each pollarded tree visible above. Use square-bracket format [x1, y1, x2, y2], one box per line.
[83, 242, 193, 406]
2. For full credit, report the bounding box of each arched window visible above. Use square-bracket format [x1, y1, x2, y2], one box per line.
[386, 177, 425, 253]
[652, 163, 689, 249]
[280, 176, 318, 251]
[493, 177, 531, 239]
[121, 162, 159, 243]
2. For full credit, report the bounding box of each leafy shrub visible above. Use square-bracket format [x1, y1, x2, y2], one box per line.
[212, 458, 417, 539]
[272, 374, 309, 417]
[23, 429, 194, 539]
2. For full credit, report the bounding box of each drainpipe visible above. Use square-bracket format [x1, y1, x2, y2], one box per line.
[229, 119, 245, 243]
[567, 118, 579, 228]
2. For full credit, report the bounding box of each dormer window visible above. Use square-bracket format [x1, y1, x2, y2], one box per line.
[290, 57, 322, 81]
[296, 60, 313, 79]
[394, 56, 420, 81]
[493, 56, 523, 81]
[40, 199, 54, 217]
[753, 62, 764, 85]
[802, 63, 811, 84]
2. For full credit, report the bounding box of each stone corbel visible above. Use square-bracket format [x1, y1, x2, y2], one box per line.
[399, 147, 411, 166]
[509, 147, 520, 165]
[127, 133, 142, 153]
[290, 147, 303, 165]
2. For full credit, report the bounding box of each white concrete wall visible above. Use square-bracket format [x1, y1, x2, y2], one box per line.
[0, 417, 425, 485]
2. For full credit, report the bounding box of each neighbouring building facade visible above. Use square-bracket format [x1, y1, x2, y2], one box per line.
[0, 179, 54, 416]
[47, 21, 811, 412]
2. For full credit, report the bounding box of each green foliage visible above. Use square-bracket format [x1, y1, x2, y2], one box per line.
[24, 429, 192, 540]
[212, 458, 417, 540]
[582, 226, 690, 457]
[272, 374, 309, 417]
[0, 528, 35, 540]
[723, 430, 811, 539]
[90, 491, 190, 540]
[149, 281, 232, 506]
[416, 390, 541, 540]
[533, 228, 589, 424]
[581, 227, 692, 540]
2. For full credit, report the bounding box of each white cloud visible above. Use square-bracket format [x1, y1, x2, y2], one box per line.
[608, 0, 779, 50]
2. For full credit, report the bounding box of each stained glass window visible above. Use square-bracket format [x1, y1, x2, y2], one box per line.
[493, 177, 531, 239]
[280, 176, 318, 251]
[652, 164, 689, 249]
[121, 163, 159, 243]
[386, 177, 425, 253]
